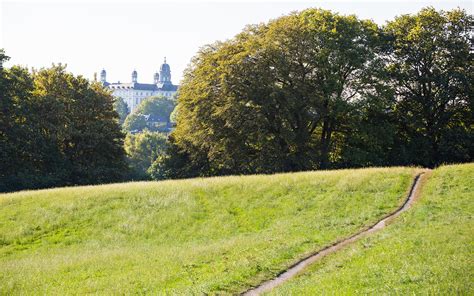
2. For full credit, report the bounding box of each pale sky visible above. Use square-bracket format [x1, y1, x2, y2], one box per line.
[1, 0, 472, 85]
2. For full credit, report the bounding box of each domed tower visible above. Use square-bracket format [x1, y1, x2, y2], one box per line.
[132, 70, 138, 83]
[154, 71, 160, 84]
[159, 57, 171, 84]
[100, 69, 106, 83]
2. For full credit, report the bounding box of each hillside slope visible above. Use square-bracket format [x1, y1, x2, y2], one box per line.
[268, 163, 473, 294]
[0, 167, 417, 294]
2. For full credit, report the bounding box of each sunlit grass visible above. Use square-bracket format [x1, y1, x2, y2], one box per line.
[268, 163, 473, 295]
[0, 167, 417, 294]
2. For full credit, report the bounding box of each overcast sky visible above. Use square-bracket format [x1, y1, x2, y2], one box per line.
[1, 0, 472, 84]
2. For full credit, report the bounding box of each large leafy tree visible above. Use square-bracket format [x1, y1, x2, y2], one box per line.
[171, 9, 383, 176]
[0, 52, 42, 190]
[0, 58, 127, 192]
[32, 65, 128, 185]
[386, 8, 473, 167]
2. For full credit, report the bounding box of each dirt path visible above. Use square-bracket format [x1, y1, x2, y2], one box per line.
[243, 172, 426, 296]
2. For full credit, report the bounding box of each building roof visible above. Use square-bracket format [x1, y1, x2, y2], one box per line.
[133, 83, 158, 91]
[156, 82, 178, 91]
[107, 82, 178, 91]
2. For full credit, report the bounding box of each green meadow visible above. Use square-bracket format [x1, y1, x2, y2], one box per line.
[0, 167, 417, 294]
[268, 163, 474, 295]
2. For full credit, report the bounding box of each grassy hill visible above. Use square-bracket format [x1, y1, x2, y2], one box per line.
[268, 163, 473, 294]
[0, 167, 417, 294]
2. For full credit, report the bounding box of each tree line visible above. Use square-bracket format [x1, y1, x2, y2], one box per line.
[0, 55, 176, 192]
[1, 7, 472, 191]
[156, 7, 473, 179]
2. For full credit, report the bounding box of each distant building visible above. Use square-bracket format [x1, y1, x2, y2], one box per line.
[100, 58, 178, 112]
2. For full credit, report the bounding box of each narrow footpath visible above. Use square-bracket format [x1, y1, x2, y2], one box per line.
[243, 172, 427, 296]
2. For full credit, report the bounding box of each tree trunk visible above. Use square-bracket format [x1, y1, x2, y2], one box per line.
[320, 118, 332, 169]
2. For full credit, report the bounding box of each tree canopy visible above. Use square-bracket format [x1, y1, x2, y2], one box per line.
[124, 130, 168, 179]
[385, 7, 473, 167]
[0, 54, 127, 192]
[113, 96, 129, 125]
[1, 7, 472, 187]
[123, 95, 176, 132]
[163, 8, 473, 178]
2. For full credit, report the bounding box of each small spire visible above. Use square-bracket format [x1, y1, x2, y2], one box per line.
[164, 57, 167, 63]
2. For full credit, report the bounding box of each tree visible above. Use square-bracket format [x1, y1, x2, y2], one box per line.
[113, 97, 129, 125]
[123, 95, 175, 132]
[123, 113, 148, 132]
[32, 64, 128, 185]
[385, 8, 473, 167]
[124, 130, 168, 179]
[148, 134, 205, 180]
[0, 51, 42, 190]
[0, 57, 128, 192]
[169, 9, 383, 176]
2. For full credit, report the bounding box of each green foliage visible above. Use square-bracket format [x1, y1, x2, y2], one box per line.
[123, 96, 175, 132]
[270, 163, 474, 294]
[0, 53, 41, 190]
[135, 95, 175, 118]
[148, 135, 200, 180]
[123, 112, 147, 132]
[113, 97, 129, 125]
[385, 8, 473, 167]
[169, 105, 178, 124]
[124, 130, 168, 179]
[0, 54, 127, 192]
[0, 167, 415, 293]
[162, 7, 472, 179]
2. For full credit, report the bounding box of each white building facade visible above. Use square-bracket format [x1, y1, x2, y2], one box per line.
[100, 58, 178, 112]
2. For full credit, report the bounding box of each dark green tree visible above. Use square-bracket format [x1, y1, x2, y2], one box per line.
[32, 64, 128, 185]
[0, 52, 44, 190]
[386, 8, 473, 167]
[148, 134, 207, 180]
[0, 57, 128, 192]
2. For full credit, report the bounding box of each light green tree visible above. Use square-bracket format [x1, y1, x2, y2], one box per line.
[113, 97, 129, 125]
[124, 130, 168, 179]
[123, 95, 175, 132]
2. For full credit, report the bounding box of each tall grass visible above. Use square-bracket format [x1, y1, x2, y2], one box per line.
[268, 163, 473, 295]
[0, 167, 417, 294]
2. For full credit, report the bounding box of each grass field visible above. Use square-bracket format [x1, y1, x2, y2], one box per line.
[268, 163, 474, 295]
[0, 167, 417, 294]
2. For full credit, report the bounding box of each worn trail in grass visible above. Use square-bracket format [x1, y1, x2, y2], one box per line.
[267, 163, 473, 295]
[245, 172, 425, 295]
[0, 167, 416, 294]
